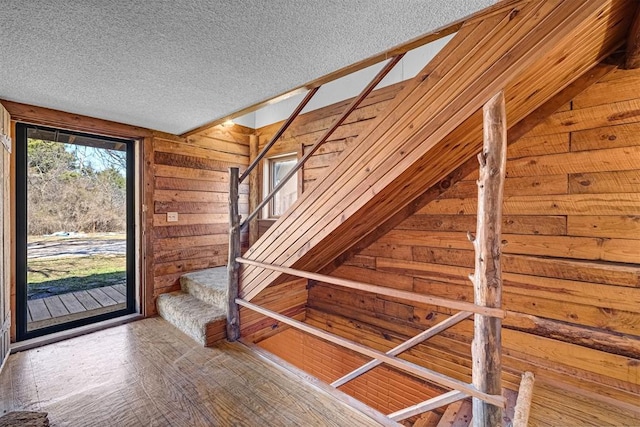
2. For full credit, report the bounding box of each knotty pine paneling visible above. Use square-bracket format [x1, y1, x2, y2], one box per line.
[150, 126, 250, 306]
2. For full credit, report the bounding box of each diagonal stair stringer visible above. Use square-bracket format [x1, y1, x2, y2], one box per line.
[240, 0, 636, 301]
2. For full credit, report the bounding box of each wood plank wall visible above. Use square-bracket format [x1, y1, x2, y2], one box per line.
[239, 278, 308, 343]
[149, 126, 250, 310]
[257, 67, 640, 425]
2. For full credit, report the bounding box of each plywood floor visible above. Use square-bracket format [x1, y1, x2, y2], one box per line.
[0, 318, 382, 426]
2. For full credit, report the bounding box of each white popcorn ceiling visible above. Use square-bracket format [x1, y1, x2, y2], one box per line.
[0, 1, 493, 134]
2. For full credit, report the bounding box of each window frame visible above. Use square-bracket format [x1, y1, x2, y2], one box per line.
[263, 153, 298, 219]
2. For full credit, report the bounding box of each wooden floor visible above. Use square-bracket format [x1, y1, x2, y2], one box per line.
[0, 317, 383, 426]
[27, 284, 126, 331]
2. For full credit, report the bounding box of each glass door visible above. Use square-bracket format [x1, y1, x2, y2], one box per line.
[16, 124, 135, 340]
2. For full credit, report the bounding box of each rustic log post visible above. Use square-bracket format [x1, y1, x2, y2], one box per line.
[226, 167, 241, 341]
[513, 372, 535, 427]
[625, 4, 640, 69]
[470, 91, 507, 427]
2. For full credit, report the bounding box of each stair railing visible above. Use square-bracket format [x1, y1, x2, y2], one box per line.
[226, 86, 509, 424]
[226, 54, 405, 341]
[239, 54, 405, 230]
[234, 257, 506, 422]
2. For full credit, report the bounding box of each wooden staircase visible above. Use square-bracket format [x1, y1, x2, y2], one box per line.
[239, 0, 635, 302]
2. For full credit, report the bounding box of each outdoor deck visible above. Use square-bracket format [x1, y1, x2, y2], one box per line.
[27, 284, 127, 331]
[0, 317, 383, 426]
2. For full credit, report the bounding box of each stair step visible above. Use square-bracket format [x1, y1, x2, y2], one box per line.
[180, 267, 228, 309]
[156, 291, 226, 346]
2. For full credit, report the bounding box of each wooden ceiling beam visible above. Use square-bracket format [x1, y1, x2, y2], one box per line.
[0, 100, 153, 139]
[625, 3, 640, 69]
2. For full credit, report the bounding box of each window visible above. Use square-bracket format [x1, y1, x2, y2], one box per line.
[266, 154, 297, 217]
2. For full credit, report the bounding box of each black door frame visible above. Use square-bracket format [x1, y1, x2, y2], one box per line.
[15, 123, 136, 341]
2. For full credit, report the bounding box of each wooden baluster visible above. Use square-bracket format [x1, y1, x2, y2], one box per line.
[226, 167, 241, 341]
[470, 91, 506, 426]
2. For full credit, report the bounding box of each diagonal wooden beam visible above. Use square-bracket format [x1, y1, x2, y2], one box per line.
[241, 55, 404, 228]
[319, 60, 619, 275]
[388, 390, 468, 422]
[239, 87, 319, 183]
[331, 311, 472, 388]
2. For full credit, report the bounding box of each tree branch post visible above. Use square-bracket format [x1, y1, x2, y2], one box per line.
[226, 167, 241, 341]
[471, 91, 507, 427]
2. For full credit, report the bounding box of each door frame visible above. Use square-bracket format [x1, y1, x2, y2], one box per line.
[15, 123, 137, 341]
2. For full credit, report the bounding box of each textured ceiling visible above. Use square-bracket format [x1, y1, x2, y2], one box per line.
[0, 1, 493, 135]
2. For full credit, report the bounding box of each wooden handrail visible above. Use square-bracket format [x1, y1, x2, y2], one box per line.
[236, 298, 505, 408]
[240, 54, 405, 229]
[239, 87, 320, 184]
[331, 311, 472, 388]
[237, 257, 505, 318]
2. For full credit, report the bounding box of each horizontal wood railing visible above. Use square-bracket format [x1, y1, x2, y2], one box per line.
[237, 258, 505, 318]
[235, 257, 507, 415]
[236, 297, 505, 408]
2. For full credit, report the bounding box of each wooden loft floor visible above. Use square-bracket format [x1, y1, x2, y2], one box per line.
[0, 318, 384, 426]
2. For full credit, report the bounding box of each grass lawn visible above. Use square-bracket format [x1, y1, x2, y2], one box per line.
[28, 255, 126, 300]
